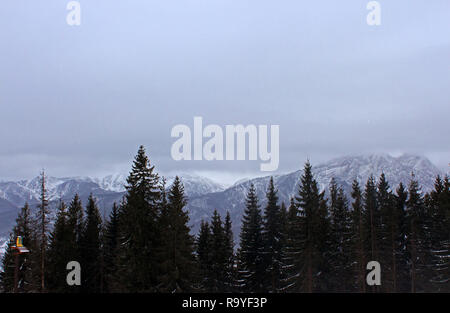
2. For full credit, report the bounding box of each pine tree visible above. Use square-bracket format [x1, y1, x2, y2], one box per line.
[280, 197, 303, 292]
[157, 176, 196, 292]
[209, 210, 227, 292]
[426, 176, 450, 292]
[0, 234, 16, 292]
[102, 202, 120, 292]
[405, 174, 427, 292]
[279, 202, 288, 249]
[47, 201, 72, 292]
[80, 194, 102, 293]
[393, 183, 409, 292]
[377, 173, 396, 292]
[379, 177, 409, 293]
[238, 183, 265, 292]
[262, 177, 283, 292]
[223, 211, 235, 292]
[328, 178, 352, 292]
[116, 145, 161, 291]
[36, 171, 50, 292]
[67, 194, 84, 267]
[0, 203, 36, 292]
[196, 220, 212, 291]
[363, 175, 380, 292]
[350, 180, 366, 292]
[294, 161, 330, 292]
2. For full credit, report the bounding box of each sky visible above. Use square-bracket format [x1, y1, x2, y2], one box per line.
[0, 0, 449, 184]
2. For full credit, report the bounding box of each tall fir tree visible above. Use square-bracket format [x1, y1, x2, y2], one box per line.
[363, 175, 380, 292]
[238, 183, 265, 292]
[116, 145, 161, 291]
[0, 203, 36, 292]
[279, 202, 288, 250]
[294, 161, 330, 292]
[67, 194, 84, 266]
[36, 171, 50, 292]
[405, 174, 427, 292]
[328, 178, 353, 292]
[102, 202, 120, 292]
[80, 194, 102, 293]
[223, 211, 235, 292]
[280, 197, 303, 292]
[376, 173, 396, 292]
[196, 220, 212, 291]
[157, 176, 196, 292]
[262, 177, 283, 292]
[0, 234, 16, 292]
[350, 180, 366, 292]
[394, 182, 410, 292]
[209, 210, 227, 292]
[47, 201, 72, 292]
[425, 176, 450, 292]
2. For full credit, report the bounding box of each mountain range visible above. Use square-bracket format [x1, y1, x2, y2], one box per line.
[0, 153, 447, 263]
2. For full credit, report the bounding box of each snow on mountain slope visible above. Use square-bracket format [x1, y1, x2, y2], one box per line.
[0, 173, 226, 263]
[168, 173, 227, 198]
[0, 153, 445, 258]
[185, 154, 444, 242]
[91, 174, 127, 193]
[0, 173, 226, 209]
[0, 237, 7, 271]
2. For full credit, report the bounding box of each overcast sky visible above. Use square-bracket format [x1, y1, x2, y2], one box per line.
[0, 0, 449, 184]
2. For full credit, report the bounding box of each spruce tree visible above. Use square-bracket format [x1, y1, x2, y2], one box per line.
[405, 174, 426, 292]
[36, 171, 50, 292]
[394, 182, 409, 292]
[328, 179, 352, 292]
[209, 210, 227, 292]
[0, 234, 16, 292]
[294, 161, 330, 292]
[67, 194, 84, 268]
[103, 202, 120, 292]
[363, 175, 380, 292]
[279, 202, 288, 249]
[0, 203, 36, 292]
[238, 183, 264, 292]
[80, 194, 102, 293]
[280, 197, 303, 292]
[196, 220, 212, 291]
[117, 145, 161, 291]
[157, 176, 196, 292]
[350, 180, 366, 292]
[377, 173, 395, 292]
[426, 176, 450, 292]
[224, 211, 235, 292]
[262, 177, 283, 292]
[47, 201, 72, 292]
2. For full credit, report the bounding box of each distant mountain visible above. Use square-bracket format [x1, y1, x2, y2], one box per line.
[185, 154, 445, 242]
[0, 153, 446, 262]
[0, 172, 226, 266]
[0, 173, 225, 238]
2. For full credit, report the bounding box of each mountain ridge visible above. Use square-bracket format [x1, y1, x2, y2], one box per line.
[0, 153, 447, 262]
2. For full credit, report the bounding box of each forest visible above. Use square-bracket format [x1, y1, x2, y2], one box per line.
[1, 146, 449, 293]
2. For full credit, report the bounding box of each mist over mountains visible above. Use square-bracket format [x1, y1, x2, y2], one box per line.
[0, 153, 446, 257]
